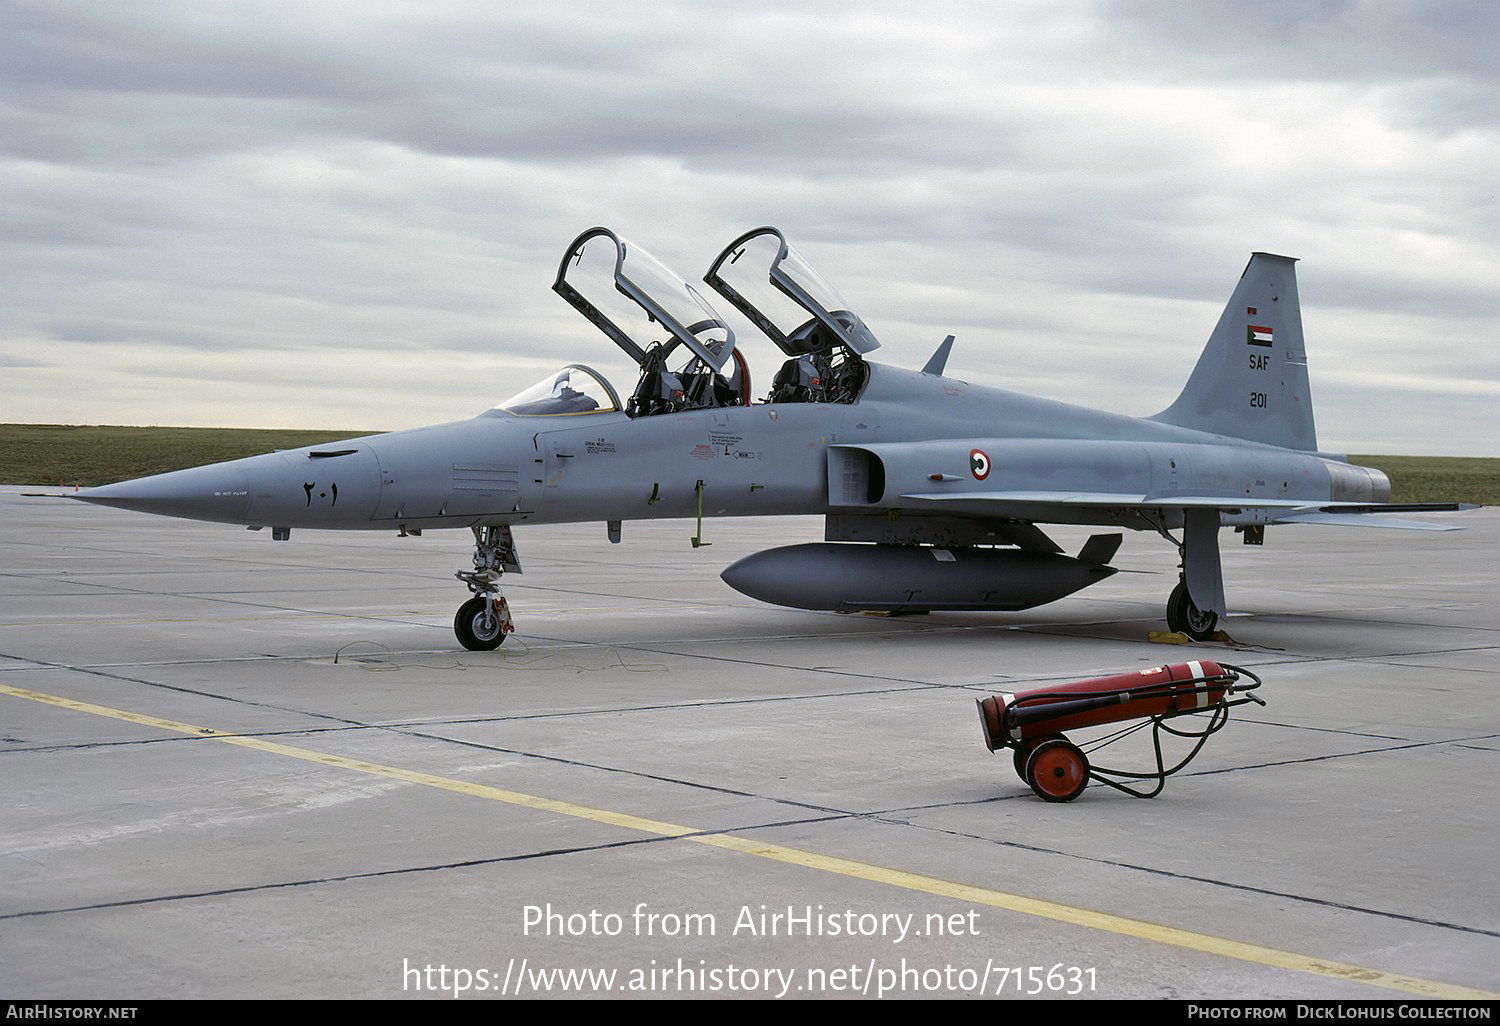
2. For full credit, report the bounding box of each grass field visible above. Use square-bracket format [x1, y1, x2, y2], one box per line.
[1347, 454, 1498, 505]
[0, 424, 1493, 504]
[1, 424, 379, 489]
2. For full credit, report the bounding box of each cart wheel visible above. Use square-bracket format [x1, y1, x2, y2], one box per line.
[1012, 733, 1063, 782]
[1024, 739, 1090, 803]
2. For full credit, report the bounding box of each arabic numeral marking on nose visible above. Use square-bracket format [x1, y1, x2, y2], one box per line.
[1249, 391, 1268, 409]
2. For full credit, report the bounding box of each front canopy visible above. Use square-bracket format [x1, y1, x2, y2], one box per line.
[553, 227, 735, 371]
[493, 364, 621, 416]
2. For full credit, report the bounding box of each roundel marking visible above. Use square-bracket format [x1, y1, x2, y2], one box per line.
[969, 448, 991, 480]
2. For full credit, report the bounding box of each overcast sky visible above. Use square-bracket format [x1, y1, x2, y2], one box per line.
[3, 0, 1496, 455]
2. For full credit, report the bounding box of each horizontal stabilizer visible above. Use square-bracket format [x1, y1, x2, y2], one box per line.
[1298, 502, 1477, 516]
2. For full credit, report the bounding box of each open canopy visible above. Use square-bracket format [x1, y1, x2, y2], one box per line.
[704, 226, 880, 358]
[553, 227, 735, 371]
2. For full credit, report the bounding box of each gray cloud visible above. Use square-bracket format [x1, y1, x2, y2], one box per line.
[2, 0, 1496, 455]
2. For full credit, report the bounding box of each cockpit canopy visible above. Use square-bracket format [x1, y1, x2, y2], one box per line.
[528, 226, 874, 418]
[553, 227, 735, 372]
[704, 226, 880, 358]
[494, 364, 621, 416]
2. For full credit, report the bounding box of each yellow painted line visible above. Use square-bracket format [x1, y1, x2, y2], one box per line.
[4, 682, 1493, 1000]
[693, 833, 1493, 998]
[0, 684, 695, 839]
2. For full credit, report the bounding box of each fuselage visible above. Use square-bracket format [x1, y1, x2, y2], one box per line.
[74, 361, 1390, 536]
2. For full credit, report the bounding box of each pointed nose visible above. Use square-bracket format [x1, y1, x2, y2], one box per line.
[73, 460, 255, 524]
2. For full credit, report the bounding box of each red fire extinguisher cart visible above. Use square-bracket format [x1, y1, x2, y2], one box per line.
[977, 660, 1265, 802]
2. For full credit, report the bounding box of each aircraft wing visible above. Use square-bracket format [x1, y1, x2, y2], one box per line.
[1270, 512, 1451, 530]
[897, 491, 1472, 530]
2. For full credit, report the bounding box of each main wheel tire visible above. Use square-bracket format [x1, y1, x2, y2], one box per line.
[1167, 581, 1219, 641]
[454, 596, 506, 651]
[1024, 739, 1090, 803]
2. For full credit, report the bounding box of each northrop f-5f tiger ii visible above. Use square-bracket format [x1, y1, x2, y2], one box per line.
[74, 226, 1469, 649]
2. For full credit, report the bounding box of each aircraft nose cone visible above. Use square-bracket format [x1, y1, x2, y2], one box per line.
[73, 462, 255, 523]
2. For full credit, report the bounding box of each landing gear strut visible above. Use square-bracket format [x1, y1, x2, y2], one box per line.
[453, 524, 520, 650]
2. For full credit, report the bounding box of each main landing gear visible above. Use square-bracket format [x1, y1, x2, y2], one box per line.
[1167, 580, 1218, 641]
[1150, 510, 1224, 642]
[453, 524, 519, 650]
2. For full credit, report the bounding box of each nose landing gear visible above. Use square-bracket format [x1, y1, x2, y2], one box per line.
[454, 524, 520, 650]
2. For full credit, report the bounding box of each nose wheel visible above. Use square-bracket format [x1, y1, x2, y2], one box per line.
[455, 594, 513, 650]
[454, 524, 521, 650]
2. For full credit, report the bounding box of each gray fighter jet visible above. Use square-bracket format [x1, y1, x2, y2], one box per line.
[74, 225, 1468, 649]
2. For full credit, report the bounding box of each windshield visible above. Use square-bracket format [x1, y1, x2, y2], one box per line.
[494, 365, 621, 416]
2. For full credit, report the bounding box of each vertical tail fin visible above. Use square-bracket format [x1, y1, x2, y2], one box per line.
[1151, 253, 1318, 451]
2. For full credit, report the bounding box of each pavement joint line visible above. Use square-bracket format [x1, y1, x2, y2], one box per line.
[873, 813, 1500, 940]
[3, 680, 1495, 1001]
[12, 648, 1470, 760]
[0, 814, 857, 922]
[0, 646, 947, 733]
